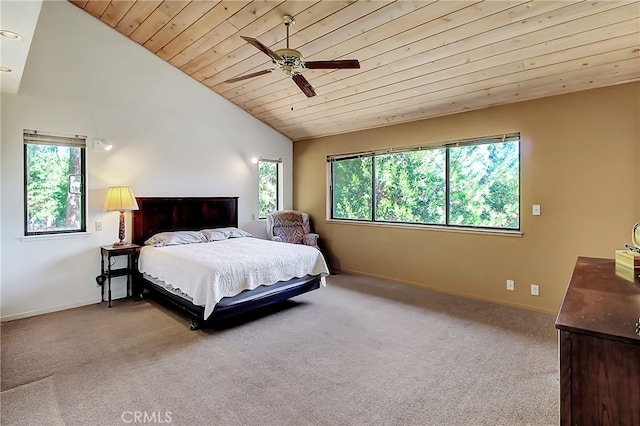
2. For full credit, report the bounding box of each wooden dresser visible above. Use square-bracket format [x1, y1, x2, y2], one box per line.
[555, 257, 640, 426]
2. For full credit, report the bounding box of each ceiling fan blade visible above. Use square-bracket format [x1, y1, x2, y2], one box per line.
[241, 36, 282, 62]
[292, 73, 316, 97]
[304, 59, 360, 69]
[225, 69, 274, 83]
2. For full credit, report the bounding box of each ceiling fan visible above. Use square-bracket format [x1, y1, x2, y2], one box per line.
[224, 15, 360, 97]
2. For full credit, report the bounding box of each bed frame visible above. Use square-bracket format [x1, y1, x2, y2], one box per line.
[131, 197, 321, 330]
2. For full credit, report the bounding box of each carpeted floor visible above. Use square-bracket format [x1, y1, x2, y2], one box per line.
[1, 274, 559, 425]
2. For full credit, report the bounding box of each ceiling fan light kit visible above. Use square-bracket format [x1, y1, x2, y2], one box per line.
[225, 15, 360, 97]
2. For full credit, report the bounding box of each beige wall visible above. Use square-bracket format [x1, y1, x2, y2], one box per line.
[293, 83, 640, 314]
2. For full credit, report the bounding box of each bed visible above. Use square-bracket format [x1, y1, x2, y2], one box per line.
[131, 197, 329, 329]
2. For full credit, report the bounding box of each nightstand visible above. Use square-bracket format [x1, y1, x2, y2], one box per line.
[98, 244, 140, 308]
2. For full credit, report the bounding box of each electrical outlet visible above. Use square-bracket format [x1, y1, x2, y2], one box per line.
[95, 221, 102, 231]
[506, 280, 515, 291]
[531, 284, 539, 296]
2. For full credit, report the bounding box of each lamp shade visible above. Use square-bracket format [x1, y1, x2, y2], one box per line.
[104, 186, 139, 212]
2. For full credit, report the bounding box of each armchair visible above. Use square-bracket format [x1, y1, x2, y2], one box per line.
[266, 210, 319, 249]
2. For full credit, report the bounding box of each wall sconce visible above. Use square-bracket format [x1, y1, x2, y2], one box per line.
[104, 186, 139, 246]
[93, 139, 113, 152]
[251, 157, 259, 164]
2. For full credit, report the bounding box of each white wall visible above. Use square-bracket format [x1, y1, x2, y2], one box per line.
[0, 1, 293, 321]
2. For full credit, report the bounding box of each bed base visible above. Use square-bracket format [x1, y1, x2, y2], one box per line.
[134, 274, 321, 330]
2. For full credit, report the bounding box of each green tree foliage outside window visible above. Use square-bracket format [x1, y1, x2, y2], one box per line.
[330, 135, 519, 230]
[332, 157, 372, 220]
[449, 142, 519, 229]
[375, 150, 446, 224]
[258, 160, 279, 219]
[25, 143, 85, 234]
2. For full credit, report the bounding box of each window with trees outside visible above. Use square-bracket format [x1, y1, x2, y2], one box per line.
[330, 133, 520, 230]
[258, 159, 281, 219]
[24, 130, 86, 236]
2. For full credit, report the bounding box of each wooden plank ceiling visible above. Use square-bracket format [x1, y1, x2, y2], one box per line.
[70, 0, 640, 141]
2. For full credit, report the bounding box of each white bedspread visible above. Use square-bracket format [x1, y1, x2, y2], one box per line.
[138, 237, 330, 318]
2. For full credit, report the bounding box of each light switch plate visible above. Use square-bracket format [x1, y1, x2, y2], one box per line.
[532, 204, 541, 216]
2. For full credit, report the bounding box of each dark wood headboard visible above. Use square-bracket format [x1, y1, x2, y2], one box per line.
[132, 197, 238, 246]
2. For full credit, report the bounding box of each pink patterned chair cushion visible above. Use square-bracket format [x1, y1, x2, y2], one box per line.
[266, 210, 319, 249]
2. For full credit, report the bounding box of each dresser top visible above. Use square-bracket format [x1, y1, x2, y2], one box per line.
[555, 257, 640, 344]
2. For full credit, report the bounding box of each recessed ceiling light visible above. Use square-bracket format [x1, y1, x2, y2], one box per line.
[0, 30, 22, 40]
[0, 66, 12, 73]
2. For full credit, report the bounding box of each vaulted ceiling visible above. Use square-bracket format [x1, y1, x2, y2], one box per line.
[70, 0, 640, 141]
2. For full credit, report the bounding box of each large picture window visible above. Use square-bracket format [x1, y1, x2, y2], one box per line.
[329, 133, 520, 230]
[24, 130, 87, 235]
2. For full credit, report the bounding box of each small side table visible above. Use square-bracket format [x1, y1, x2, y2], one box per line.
[98, 244, 140, 308]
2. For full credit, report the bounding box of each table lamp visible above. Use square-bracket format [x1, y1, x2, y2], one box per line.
[104, 186, 139, 246]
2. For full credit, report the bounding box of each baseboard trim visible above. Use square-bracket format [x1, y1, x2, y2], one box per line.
[1, 297, 101, 322]
[337, 268, 557, 316]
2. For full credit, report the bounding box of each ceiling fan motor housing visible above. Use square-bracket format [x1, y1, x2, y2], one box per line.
[274, 48, 303, 75]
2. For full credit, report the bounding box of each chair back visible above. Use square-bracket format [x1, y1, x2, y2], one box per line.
[267, 210, 311, 244]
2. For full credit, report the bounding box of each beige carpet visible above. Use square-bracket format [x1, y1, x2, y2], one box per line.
[1, 273, 559, 425]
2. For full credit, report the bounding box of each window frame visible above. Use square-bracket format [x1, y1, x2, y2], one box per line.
[257, 158, 282, 220]
[23, 129, 87, 236]
[328, 133, 520, 232]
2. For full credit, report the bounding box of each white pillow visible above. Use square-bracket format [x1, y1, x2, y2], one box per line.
[200, 227, 253, 242]
[199, 229, 229, 242]
[144, 231, 206, 247]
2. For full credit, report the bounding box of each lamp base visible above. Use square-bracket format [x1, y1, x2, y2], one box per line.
[113, 211, 128, 247]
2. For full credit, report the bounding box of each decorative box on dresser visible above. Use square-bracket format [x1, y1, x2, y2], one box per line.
[555, 257, 640, 426]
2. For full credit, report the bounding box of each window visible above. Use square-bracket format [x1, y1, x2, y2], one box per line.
[24, 129, 87, 235]
[329, 133, 520, 230]
[258, 159, 281, 219]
